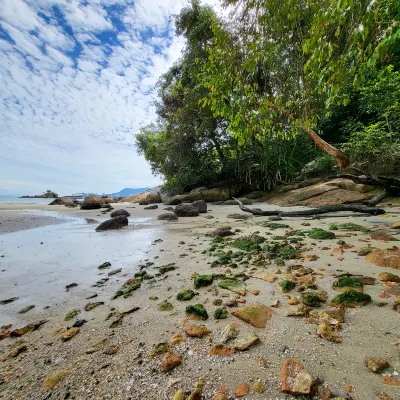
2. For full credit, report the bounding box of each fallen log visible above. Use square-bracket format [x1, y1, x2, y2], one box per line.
[233, 198, 385, 217]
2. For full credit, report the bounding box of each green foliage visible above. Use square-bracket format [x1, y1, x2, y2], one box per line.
[278, 280, 296, 293]
[333, 276, 362, 289]
[330, 290, 371, 305]
[301, 294, 321, 307]
[308, 229, 336, 240]
[214, 308, 229, 319]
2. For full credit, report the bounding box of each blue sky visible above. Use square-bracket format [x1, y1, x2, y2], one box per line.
[0, 0, 220, 196]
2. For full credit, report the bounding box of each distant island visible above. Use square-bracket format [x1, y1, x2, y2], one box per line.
[20, 190, 58, 198]
[20, 188, 149, 199]
[106, 187, 149, 198]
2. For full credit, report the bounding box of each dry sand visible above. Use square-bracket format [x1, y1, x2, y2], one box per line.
[0, 201, 400, 400]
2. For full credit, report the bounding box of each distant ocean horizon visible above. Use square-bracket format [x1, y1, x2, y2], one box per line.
[0, 196, 55, 205]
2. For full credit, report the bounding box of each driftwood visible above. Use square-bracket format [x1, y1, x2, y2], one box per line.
[233, 198, 385, 217]
[330, 173, 400, 191]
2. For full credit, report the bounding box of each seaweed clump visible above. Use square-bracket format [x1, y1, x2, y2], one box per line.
[232, 235, 265, 252]
[308, 229, 335, 240]
[112, 277, 142, 299]
[214, 308, 228, 319]
[301, 293, 321, 307]
[333, 276, 362, 290]
[194, 274, 214, 289]
[186, 304, 208, 320]
[330, 290, 371, 307]
[278, 280, 296, 293]
[176, 290, 196, 301]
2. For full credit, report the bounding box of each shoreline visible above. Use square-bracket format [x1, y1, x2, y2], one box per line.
[0, 202, 399, 399]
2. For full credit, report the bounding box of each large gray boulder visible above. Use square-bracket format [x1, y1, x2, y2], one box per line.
[81, 195, 104, 210]
[49, 197, 77, 207]
[95, 216, 128, 231]
[110, 209, 130, 218]
[157, 213, 178, 221]
[174, 204, 199, 217]
[192, 200, 207, 213]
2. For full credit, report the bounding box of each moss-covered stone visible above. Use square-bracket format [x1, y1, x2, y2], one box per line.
[232, 235, 265, 252]
[275, 258, 285, 266]
[186, 304, 208, 320]
[273, 236, 287, 241]
[194, 274, 214, 289]
[262, 222, 290, 230]
[330, 222, 369, 232]
[112, 277, 142, 299]
[149, 296, 159, 300]
[330, 290, 371, 307]
[214, 308, 229, 319]
[98, 262, 111, 269]
[213, 299, 223, 306]
[308, 229, 335, 240]
[278, 280, 296, 293]
[18, 305, 35, 314]
[218, 279, 246, 296]
[301, 293, 321, 307]
[278, 247, 297, 259]
[159, 263, 176, 274]
[176, 290, 196, 301]
[158, 301, 173, 311]
[333, 276, 363, 291]
[64, 309, 80, 321]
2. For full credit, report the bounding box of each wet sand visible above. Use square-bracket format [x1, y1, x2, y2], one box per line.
[0, 202, 400, 399]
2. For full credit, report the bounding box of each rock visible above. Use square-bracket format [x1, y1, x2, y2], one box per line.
[316, 385, 333, 400]
[231, 304, 273, 328]
[280, 358, 313, 395]
[186, 304, 208, 320]
[95, 216, 128, 231]
[171, 333, 186, 345]
[60, 327, 80, 341]
[176, 290, 196, 301]
[144, 204, 158, 210]
[192, 200, 207, 213]
[234, 332, 259, 350]
[218, 279, 246, 296]
[174, 204, 199, 217]
[208, 344, 235, 356]
[306, 307, 345, 324]
[172, 390, 185, 400]
[222, 199, 252, 205]
[329, 289, 371, 307]
[227, 213, 251, 220]
[199, 188, 231, 202]
[8, 343, 28, 358]
[42, 370, 69, 391]
[235, 383, 249, 397]
[213, 394, 229, 400]
[164, 197, 182, 205]
[208, 227, 234, 237]
[220, 323, 239, 343]
[214, 308, 228, 319]
[98, 262, 111, 269]
[194, 274, 214, 289]
[158, 301, 174, 311]
[365, 247, 400, 269]
[10, 320, 48, 337]
[392, 222, 400, 229]
[108, 268, 122, 276]
[285, 304, 310, 316]
[65, 309, 80, 320]
[317, 323, 342, 343]
[0, 297, 19, 305]
[139, 200, 149, 205]
[104, 345, 119, 355]
[382, 375, 400, 386]
[49, 197, 77, 207]
[248, 271, 277, 283]
[157, 213, 178, 221]
[253, 381, 265, 393]
[146, 192, 162, 204]
[84, 302, 104, 311]
[161, 352, 182, 373]
[81, 195, 103, 210]
[371, 231, 397, 241]
[66, 282, 78, 289]
[365, 357, 389, 372]
[72, 319, 87, 328]
[18, 305, 35, 313]
[110, 209, 130, 218]
[184, 325, 211, 337]
[378, 272, 400, 283]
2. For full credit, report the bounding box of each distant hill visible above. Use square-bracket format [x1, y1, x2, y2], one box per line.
[107, 187, 149, 198]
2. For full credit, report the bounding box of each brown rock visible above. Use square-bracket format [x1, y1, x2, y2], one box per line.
[171, 333, 186, 345]
[280, 358, 313, 395]
[317, 323, 342, 343]
[161, 352, 182, 373]
[392, 222, 400, 229]
[8, 343, 27, 358]
[234, 332, 259, 351]
[104, 345, 119, 355]
[378, 272, 400, 283]
[306, 307, 345, 325]
[208, 344, 235, 356]
[235, 383, 249, 397]
[213, 394, 229, 400]
[10, 320, 47, 337]
[253, 381, 265, 393]
[184, 325, 211, 338]
[365, 357, 389, 372]
[365, 247, 400, 269]
[285, 304, 310, 316]
[84, 301, 104, 311]
[248, 271, 277, 283]
[60, 327, 80, 342]
[371, 232, 397, 241]
[230, 304, 272, 328]
[317, 385, 333, 400]
[42, 370, 69, 390]
[382, 375, 400, 386]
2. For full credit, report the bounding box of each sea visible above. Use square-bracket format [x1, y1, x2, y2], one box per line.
[0, 196, 69, 205]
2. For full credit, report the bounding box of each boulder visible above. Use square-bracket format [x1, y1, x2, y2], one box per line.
[245, 191, 268, 199]
[174, 204, 199, 217]
[95, 216, 128, 232]
[365, 247, 400, 269]
[139, 200, 149, 205]
[81, 195, 104, 210]
[164, 197, 182, 205]
[146, 192, 162, 204]
[199, 188, 231, 202]
[101, 196, 116, 204]
[221, 199, 252, 205]
[157, 213, 178, 221]
[49, 197, 77, 207]
[280, 359, 313, 395]
[192, 200, 207, 213]
[144, 205, 158, 210]
[110, 209, 130, 218]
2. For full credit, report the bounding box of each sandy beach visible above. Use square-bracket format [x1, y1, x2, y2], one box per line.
[0, 201, 400, 400]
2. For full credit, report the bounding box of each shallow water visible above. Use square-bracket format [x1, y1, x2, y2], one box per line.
[0, 213, 162, 324]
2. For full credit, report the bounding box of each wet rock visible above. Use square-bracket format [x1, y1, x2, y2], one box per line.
[220, 323, 239, 343]
[159, 263, 176, 274]
[317, 323, 342, 343]
[365, 247, 400, 269]
[192, 200, 207, 213]
[208, 227, 235, 237]
[61, 327, 80, 341]
[218, 279, 246, 296]
[108, 268, 122, 276]
[10, 320, 48, 337]
[280, 358, 313, 395]
[235, 383, 249, 397]
[84, 302, 104, 311]
[176, 290, 196, 301]
[85, 292, 98, 300]
[0, 297, 19, 305]
[95, 216, 128, 231]
[110, 209, 130, 218]
[157, 212, 178, 221]
[144, 204, 158, 210]
[72, 319, 87, 328]
[194, 274, 214, 289]
[66, 282, 78, 290]
[234, 332, 259, 350]
[161, 352, 182, 373]
[208, 344, 235, 356]
[365, 357, 389, 372]
[214, 308, 228, 319]
[18, 305, 35, 314]
[98, 262, 111, 269]
[49, 197, 77, 207]
[81, 195, 104, 210]
[174, 204, 199, 217]
[184, 324, 211, 338]
[378, 272, 400, 283]
[329, 290, 371, 307]
[231, 304, 273, 328]
[42, 370, 69, 391]
[186, 304, 208, 320]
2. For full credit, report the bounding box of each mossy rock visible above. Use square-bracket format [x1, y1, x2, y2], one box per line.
[329, 290, 371, 307]
[18, 305, 35, 314]
[333, 276, 363, 292]
[176, 290, 196, 301]
[159, 264, 176, 274]
[272, 236, 287, 241]
[98, 262, 111, 270]
[150, 342, 171, 358]
[218, 279, 246, 296]
[232, 235, 265, 252]
[301, 293, 321, 307]
[149, 296, 159, 301]
[186, 304, 208, 320]
[308, 229, 335, 240]
[329, 222, 369, 232]
[262, 222, 290, 230]
[214, 308, 228, 319]
[213, 299, 223, 306]
[194, 274, 214, 289]
[278, 280, 296, 293]
[278, 247, 297, 259]
[158, 301, 173, 311]
[64, 309, 80, 321]
[275, 258, 285, 266]
[112, 277, 142, 299]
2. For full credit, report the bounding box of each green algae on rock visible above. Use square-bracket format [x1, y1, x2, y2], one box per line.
[218, 279, 246, 296]
[333, 276, 363, 292]
[329, 290, 371, 307]
[158, 301, 173, 311]
[18, 305, 35, 314]
[176, 290, 196, 301]
[330, 222, 369, 232]
[112, 277, 142, 299]
[214, 308, 228, 319]
[261, 222, 290, 230]
[301, 293, 321, 307]
[232, 234, 265, 252]
[194, 274, 214, 289]
[98, 262, 111, 269]
[231, 304, 273, 328]
[64, 309, 80, 321]
[213, 298, 223, 306]
[308, 229, 335, 240]
[159, 263, 176, 274]
[186, 304, 208, 320]
[279, 280, 296, 293]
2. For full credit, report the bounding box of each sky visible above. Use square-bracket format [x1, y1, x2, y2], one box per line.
[0, 0, 221, 196]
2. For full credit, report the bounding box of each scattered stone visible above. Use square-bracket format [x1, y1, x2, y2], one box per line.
[0, 297, 19, 305]
[112, 276, 142, 299]
[248, 271, 277, 283]
[42, 370, 69, 391]
[10, 320, 48, 337]
[159, 263, 177, 274]
[174, 204, 199, 217]
[60, 327, 80, 341]
[144, 204, 158, 210]
[208, 344, 235, 356]
[308, 229, 335, 240]
[157, 213, 178, 221]
[171, 333, 186, 345]
[214, 308, 228, 319]
[208, 227, 235, 237]
[177, 290, 196, 301]
[194, 274, 214, 289]
[253, 381, 265, 393]
[18, 305, 35, 314]
[231, 304, 273, 328]
[110, 209, 130, 218]
[162, 352, 182, 372]
[286, 304, 310, 316]
[317, 323, 342, 343]
[95, 216, 128, 231]
[329, 290, 371, 307]
[278, 280, 296, 293]
[72, 319, 87, 328]
[371, 231, 397, 241]
[158, 301, 173, 311]
[172, 390, 185, 400]
[184, 324, 211, 338]
[104, 345, 119, 355]
[378, 272, 400, 283]
[366, 247, 400, 269]
[220, 323, 238, 343]
[81, 195, 103, 210]
[306, 307, 345, 324]
[108, 268, 122, 276]
[192, 200, 207, 213]
[218, 279, 246, 296]
[280, 358, 313, 395]
[382, 375, 400, 386]
[8, 343, 28, 358]
[186, 304, 208, 320]
[85, 292, 98, 299]
[234, 331, 259, 350]
[365, 357, 389, 373]
[235, 383, 249, 397]
[65, 283, 78, 289]
[84, 302, 104, 311]
[333, 276, 363, 292]
[227, 213, 250, 220]
[392, 222, 400, 229]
